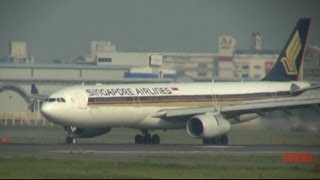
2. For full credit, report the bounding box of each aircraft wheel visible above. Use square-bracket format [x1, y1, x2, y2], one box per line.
[151, 134, 160, 144]
[220, 135, 229, 145]
[138, 130, 160, 145]
[202, 138, 211, 145]
[72, 138, 77, 144]
[211, 137, 220, 145]
[135, 134, 143, 144]
[66, 136, 73, 144]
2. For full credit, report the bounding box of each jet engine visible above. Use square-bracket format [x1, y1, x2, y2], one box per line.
[186, 113, 231, 138]
[65, 127, 111, 138]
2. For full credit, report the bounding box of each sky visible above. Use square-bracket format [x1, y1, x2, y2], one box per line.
[0, 0, 319, 62]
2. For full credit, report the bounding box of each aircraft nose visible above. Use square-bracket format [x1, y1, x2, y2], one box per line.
[40, 103, 52, 119]
[40, 101, 70, 126]
[40, 102, 61, 121]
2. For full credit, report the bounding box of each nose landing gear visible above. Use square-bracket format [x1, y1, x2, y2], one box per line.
[64, 126, 77, 144]
[65, 136, 77, 144]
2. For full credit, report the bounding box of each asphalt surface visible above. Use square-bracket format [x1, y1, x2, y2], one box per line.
[1, 143, 319, 157]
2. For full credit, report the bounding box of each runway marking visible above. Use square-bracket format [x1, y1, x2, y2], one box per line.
[49, 150, 209, 154]
[198, 145, 244, 148]
[47, 150, 320, 155]
[46, 145, 247, 155]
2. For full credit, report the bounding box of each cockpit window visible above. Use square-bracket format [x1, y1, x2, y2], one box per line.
[48, 98, 56, 102]
[46, 97, 67, 103]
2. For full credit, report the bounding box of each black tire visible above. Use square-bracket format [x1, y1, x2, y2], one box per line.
[135, 134, 143, 144]
[211, 137, 220, 145]
[202, 138, 211, 144]
[220, 135, 229, 145]
[151, 134, 160, 144]
[66, 136, 73, 144]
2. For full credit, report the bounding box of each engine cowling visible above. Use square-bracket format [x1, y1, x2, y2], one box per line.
[67, 127, 111, 138]
[186, 113, 231, 138]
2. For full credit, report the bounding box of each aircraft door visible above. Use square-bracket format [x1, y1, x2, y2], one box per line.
[75, 91, 87, 109]
[133, 96, 140, 108]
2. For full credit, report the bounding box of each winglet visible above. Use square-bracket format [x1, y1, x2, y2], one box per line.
[261, 18, 311, 81]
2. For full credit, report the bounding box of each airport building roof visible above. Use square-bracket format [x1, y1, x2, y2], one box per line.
[0, 63, 133, 70]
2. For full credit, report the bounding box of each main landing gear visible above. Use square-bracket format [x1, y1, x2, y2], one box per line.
[135, 130, 160, 144]
[202, 135, 229, 145]
[64, 126, 77, 144]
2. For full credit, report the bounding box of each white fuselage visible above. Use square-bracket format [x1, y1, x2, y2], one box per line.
[40, 81, 310, 129]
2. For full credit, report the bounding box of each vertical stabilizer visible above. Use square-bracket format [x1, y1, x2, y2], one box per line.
[261, 18, 311, 81]
[31, 83, 39, 95]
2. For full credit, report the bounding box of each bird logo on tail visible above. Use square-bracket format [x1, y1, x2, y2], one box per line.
[280, 31, 301, 75]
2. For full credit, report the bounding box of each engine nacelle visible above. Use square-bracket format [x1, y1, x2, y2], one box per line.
[233, 113, 258, 122]
[186, 113, 231, 138]
[67, 127, 111, 138]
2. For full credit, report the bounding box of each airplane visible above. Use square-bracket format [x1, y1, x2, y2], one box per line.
[40, 18, 320, 145]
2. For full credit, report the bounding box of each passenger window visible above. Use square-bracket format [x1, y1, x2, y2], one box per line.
[57, 98, 61, 102]
[61, 98, 66, 102]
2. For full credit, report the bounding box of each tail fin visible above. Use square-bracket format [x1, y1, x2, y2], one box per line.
[31, 83, 39, 94]
[261, 18, 311, 81]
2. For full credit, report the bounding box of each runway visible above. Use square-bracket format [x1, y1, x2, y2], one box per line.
[1, 143, 319, 157]
[1, 126, 320, 166]
[1, 143, 320, 170]
[1, 143, 320, 179]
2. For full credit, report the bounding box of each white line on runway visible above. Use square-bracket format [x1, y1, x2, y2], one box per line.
[47, 150, 306, 155]
[49, 150, 209, 154]
[198, 146, 244, 148]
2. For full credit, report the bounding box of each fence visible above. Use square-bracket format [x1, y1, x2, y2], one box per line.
[0, 112, 56, 127]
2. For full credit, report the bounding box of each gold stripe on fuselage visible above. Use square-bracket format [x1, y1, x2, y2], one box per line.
[87, 95, 290, 107]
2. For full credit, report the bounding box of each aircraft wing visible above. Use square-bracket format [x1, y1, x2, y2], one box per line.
[218, 95, 320, 115]
[152, 93, 320, 121]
